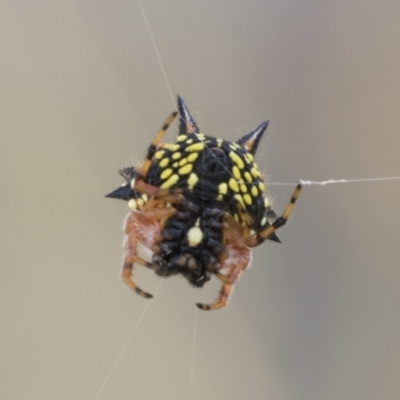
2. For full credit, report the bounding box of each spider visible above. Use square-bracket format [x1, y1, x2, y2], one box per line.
[106, 96, 301, 310]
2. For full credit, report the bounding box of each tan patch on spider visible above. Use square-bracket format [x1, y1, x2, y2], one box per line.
[220, 219, 251, 272]
[124, 210, 160, 252]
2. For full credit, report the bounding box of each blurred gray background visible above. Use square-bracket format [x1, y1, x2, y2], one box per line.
[1, 1, 400, 399]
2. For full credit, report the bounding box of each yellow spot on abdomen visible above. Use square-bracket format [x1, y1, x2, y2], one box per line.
[188, 173, 199, 191]
[159, 158, 169, 168]
[187, 153, 199, 162]
[232, 166, 241, 181]
[179, 157, 188, 166]
[160, 168, 173, 179]
[164, 144, 180, 152]
[234, 194, 245, 209]
[243, 194, 252, 205]
[251, 186, 258, 197]
[160, 174, 179, 189]
[246, 153, 254, 162]
[244, 171, 252, 182]
[229, 151, 245, 169]
[218, 182, 228, 195]
[154, 150, 165, 159]
[172, 152, 181, 160]
[178, 164, 193, 175]
[251, 167, 261, 178]
[186, 142, 205, 152]
[229, 178, 239, 192]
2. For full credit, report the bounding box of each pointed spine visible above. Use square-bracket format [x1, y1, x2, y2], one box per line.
[177, 95, 200, 135]
[237, 121, 269, 155]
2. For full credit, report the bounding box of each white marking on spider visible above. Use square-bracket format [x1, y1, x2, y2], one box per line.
[187, 226, 203, 247]
[128, 199, 137, 210]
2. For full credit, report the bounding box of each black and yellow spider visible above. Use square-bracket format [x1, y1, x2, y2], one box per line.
[107, 96, 301, 310]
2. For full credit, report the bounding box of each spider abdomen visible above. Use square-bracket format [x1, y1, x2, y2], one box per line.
[153, 203, 224, 287]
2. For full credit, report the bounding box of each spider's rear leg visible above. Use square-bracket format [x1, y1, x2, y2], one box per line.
[196, 284, 233, 310]
[247, 183, 302, 247]
[138, 111, 177, 178]
[197, 224, 251, 310]
[215, 272, 233, 285]
[196, 264, 246, 310]
[122, 252, 154, 299]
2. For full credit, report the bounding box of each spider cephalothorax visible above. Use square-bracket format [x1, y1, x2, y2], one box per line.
[107, 96, 301, 310]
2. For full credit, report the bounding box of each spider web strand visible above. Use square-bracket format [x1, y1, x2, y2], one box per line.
[137, 0, 175, 107]
[137, 1, 400, 192]
[189, 290, 199, 400]
[94, 279, 163, 399]
[266, 176, 400, 186]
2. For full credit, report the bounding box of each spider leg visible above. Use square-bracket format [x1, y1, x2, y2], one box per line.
[138, 111, 177, 178]
[122, 216, 161, 299]
[134, 180, 185, 203]
[247, 183, 302, 247]
[215, 272, 233, 284]
[122, 250, 154, 299]
[196, 263, 247, 310]
[123, 204, 180, 298]
[198, 214, 250, 310]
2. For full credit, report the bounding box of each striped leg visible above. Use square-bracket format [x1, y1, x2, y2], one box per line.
[247, 183, 302, 247]
[139, 111, 178, 178]
[122, 229, 154, 298]
[196, 261, 249, 310]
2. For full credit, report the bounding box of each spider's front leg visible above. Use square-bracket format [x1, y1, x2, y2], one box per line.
[137, 111, 177, 178]
[247, 183, 302, 247]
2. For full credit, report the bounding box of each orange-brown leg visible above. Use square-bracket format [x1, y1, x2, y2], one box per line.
[196, 260, 249, 310]
[138, 111, 177, 178]
[214, 272, 233, 285]
[122, 206, 179, 298]
[196, 212, 252, 310]
[135, 180, 184, 203]
[122, 219, 159, 298]
[122, 252, 155, 298]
